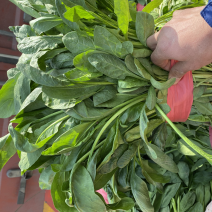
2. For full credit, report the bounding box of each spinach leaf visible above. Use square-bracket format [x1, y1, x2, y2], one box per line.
[30, 15, 63, 34]
[14, 73, 31, 114]
[160, 183, 181, 208]
[9, 0, 40, 18]
[136, 11, 154, 46]
[64, 5, 95, 22]
[114, 0, 130, 37]
[18, 35, 62, 54]
[93, 85, 117, 107]
[71, 165, 106, 212]
[94, 26, 133, 58]
[146, 86, 156, 110]
[179, 192, 196, 212]
[142, 0, 163, 13]
[131, 169, 154, 212]
[63, 31, 95, 54]
[88, 53, 139, 79]
[177, 161, 190, 186]
[0, 73, 20, 118]
[51, 172, 76, 212]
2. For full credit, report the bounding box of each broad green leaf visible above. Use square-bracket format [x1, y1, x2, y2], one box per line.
[93, 85, 117, 107]
[120, 102, 145, 124]
[125, 119, 163, 142]
[139, 104, 149, 143]
[39, 165, 56, 189]
[7, 68, 20, 79]
[65, 68, 102, 81]
[0, 73, 20, 118]
[139, 159, 170, 183]
[42, 122, 91, 155]
[98, 144, 128, 174]
[30, 15, 63, 34]
[51, 172, 77, 212]
[108, 197, 135, 210]
[38, 48, 67, 71]
[152, 65, 168, 76]
[42, 92, 76, 109]
[150, 77, 176, 90]
[55, 0, 79, 30]
[205, 183, 211, 207]
[177, 161, 190, 186]
[117, 143, 138, 168]
[63, 31, 95, 55]
[14, 73, 31, 114]
[193, 171, 212, 186]
[71, 165, 106, 212]
[19, 146, 45, 171]
[65, 99, 111, 121]
[9, 0, 40, 18]
[196, 184, 205, 207]
[87, 148, 100, 182]
[9, 25, 36, 43]
[51, 52, 74, 69]
[134, 58, 151, 80]
[193, 85, 206, 100]
[125, 54, 141, 76]
[0, 134, 10, 150]
[179, 192, 196, 212]
[143, 0, 163, 13]
[136, 11, 155, 46]
[88, 53, 138, 79]
[145, 143, 179, 173]
[64, 5, 95, 22]
[18, 35, 62, 54]
[114, 0, 130, 37]
[19, 87, 43, 112]
[138, 57, 154, 76]
[94, 168, 118, 191]
[118, 77, 149, 89]
[146, 86, 156, 110]
[131, 171, 154, 212]
[73, 50, 98, 72]
[191, 158, 206, 172]
[42, 84, 102, 99]
[132, 49, 152, 58]
[194, 100, 212, 115]
[0, 136, 16, 171]
[94, 26, 133, 58]
[20, 64, 68, 87]
[188, 202, 203, 212]
[161, 183, 181, 208]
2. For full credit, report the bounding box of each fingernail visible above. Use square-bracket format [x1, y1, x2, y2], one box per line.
[168, 76, 181, 85]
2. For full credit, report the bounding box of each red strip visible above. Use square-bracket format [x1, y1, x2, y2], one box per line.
[167, 60, 193, 122]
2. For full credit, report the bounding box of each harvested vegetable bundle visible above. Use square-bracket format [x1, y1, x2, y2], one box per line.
[0, 0, 211, 211]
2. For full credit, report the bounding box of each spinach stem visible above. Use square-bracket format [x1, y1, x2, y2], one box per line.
[77, 139, 106, 164]
[33, 110, 63, 124]
[155, 104, 212, 163]
[88, 97, 146, 163]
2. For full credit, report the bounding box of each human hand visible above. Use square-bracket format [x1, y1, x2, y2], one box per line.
[147, 6, 212, 83]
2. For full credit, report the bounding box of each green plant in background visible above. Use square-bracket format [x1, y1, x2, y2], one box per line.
[0, 0, 211, 211]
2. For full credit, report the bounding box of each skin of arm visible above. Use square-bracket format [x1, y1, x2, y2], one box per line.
[147, 6, 212, 83]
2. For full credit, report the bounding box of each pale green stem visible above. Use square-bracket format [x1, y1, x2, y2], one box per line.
[88, 97, 146, 163]
[155, 104, 212, 163]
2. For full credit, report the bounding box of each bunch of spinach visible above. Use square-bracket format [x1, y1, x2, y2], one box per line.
[0, 0, 211, 211]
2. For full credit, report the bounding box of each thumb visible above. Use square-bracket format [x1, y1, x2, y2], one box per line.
[169, 61, 190, 84]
